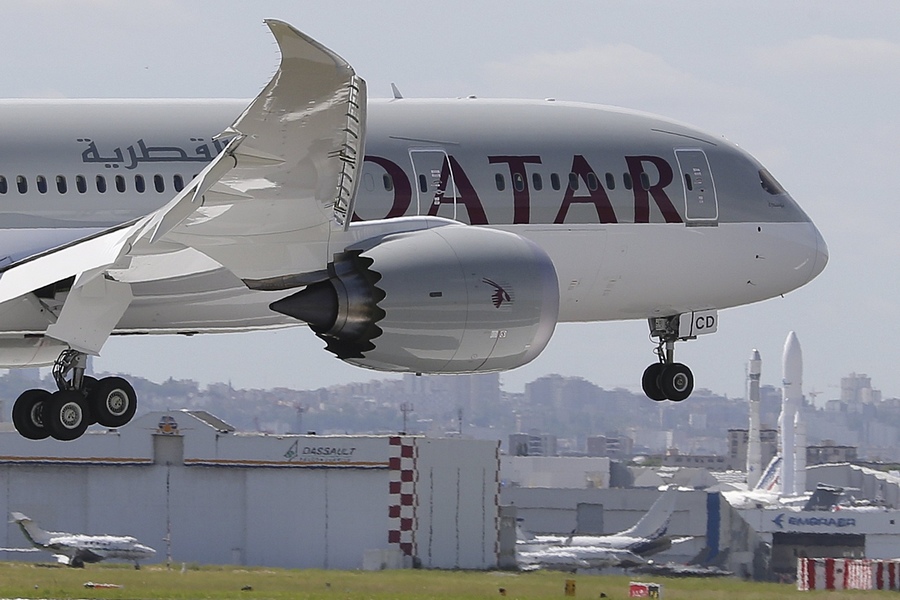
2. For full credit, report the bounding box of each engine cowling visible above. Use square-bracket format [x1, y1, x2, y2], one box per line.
[270, 225, 559, 373]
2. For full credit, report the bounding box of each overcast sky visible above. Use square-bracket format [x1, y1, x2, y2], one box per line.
[2, 1, 898, 403]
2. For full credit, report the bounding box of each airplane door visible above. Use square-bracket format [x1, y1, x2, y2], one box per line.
[409, 149, 457, 219]
[675, 149, 718, 223]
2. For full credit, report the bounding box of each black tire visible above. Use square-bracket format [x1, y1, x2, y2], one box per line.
[641, 363, 668, 401]
[44, 390, 91, 441]
[89, 377, 137, 428]
[660, 363, 694, 402]
[12, 389, 52, 440]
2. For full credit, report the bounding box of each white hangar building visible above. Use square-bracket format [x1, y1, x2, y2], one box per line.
[0, 411, 501, 570]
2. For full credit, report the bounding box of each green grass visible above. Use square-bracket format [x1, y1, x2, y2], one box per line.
[0, 562, 895, 600]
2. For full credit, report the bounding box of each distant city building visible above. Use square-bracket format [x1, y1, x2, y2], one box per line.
[728, 428, 778, 472]
[661, 448, 729, 471]
[807, 441, 858, 465]
[841, 373, 882, 405]
[508, 431, 557, 457]
[500, 455, 610, 488]
[586, 434, 634, 459]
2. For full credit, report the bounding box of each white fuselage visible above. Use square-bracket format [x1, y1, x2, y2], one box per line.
[47, 533, 156, 564]
[0, 98, 827, 366]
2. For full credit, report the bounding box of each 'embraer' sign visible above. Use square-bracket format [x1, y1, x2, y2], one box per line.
[773, 513, 857, 529]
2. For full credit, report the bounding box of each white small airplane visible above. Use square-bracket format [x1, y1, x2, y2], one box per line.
[9, 512, 155, 568]
[517, 488, 681, 570]
[0, 20, 827, 441]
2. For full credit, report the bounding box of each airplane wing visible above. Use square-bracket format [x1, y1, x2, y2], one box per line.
[0, 20, 366, 355]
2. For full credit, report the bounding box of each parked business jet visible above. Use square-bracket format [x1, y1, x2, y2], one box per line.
[517, 488, 681, 570]
[0, 21, 827, 441]
[9, 512, 155, 568]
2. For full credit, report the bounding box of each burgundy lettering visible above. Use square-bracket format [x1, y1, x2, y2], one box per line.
[553, 155, 617, 224]
[352, 156, 412, 221]
[625, 155, 681, 223]
[488, 155, 542, 224]
[427, 156, 488, 225]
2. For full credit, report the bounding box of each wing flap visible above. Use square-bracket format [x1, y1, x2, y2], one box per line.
[0, 222, 144, 306]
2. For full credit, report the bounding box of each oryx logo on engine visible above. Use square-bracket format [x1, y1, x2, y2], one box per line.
[482, 278, 511, 308]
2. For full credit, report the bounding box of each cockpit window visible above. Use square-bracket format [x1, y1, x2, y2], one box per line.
[759, 168, 786, 195]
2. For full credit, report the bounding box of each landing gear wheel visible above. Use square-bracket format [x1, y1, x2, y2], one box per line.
[660, 363, 693, 402]
[641, 363, 668, 401]
[89, 377, 137, 428]
[12, 389, 52, 440]
[44, 390, 91, 441]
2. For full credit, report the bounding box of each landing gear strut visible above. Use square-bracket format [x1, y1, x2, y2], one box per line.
[11, 349, 138, 441]
[641, 316, 695, 402]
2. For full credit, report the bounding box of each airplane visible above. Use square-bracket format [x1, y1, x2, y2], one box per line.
[9, 512, 155, 568]
[517, 488, 682, 570]
[0, 20, 827, 441]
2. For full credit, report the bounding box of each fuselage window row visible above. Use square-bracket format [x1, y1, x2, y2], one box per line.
[0, 168, 653, 197]
[491, 170, 648, 193]
[0, 173, 183, 194]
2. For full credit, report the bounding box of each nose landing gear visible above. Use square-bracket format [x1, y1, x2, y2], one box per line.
[641, 315, 696, 402]
[11, 349, 138, 441]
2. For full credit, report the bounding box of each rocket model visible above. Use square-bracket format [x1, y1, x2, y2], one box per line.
[780, 331, 805, 497]
[747, 349, 762, 488]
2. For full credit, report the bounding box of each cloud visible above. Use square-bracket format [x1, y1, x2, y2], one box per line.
[755, 35, 900, 75]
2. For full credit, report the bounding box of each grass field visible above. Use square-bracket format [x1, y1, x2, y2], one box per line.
[0, 562, 895, 600]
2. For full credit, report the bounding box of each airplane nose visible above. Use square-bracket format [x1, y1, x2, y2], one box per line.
[810, 223, 828, 281]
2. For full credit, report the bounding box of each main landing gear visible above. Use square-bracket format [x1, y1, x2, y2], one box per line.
[11, 349, 138, 441]
[641, 315, 695, 402]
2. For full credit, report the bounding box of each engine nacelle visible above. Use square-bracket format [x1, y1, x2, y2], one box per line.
[271, 225, 559, 373]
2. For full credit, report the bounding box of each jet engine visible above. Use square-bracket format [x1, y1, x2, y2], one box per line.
[271, 225, 559, 373]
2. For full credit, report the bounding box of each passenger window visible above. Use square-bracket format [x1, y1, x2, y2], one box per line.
[36, 176, 47, 194]
[56, 175, 67, 194]
[513, 172, 525, 192]
[173, 174, 184, 192]
[640, 172, 650, 191]
[154, 174, 165, 193]
[684, 173, 693, 192]
[495, 173, 505, 191]
[383, 174, 393, 192]
[586, 172, 598, 191]
[550, 173, 560, 191]
[623, 173, 633, 190]
[16, 175, 27, 194]
[115, 175, 126, 193]
[135, 175, 145, 193]
[568, 173, 579, 191]
[418, 174, 427, 193]
[532, 173, 543, 191]
[0, 176, 7, 194]
[605, 173, 615, 190]
[76, 175, 87, 193]
[96, 175, 107, 193]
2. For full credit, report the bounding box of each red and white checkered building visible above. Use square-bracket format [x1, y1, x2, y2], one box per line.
[387, 435, 501, 569]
